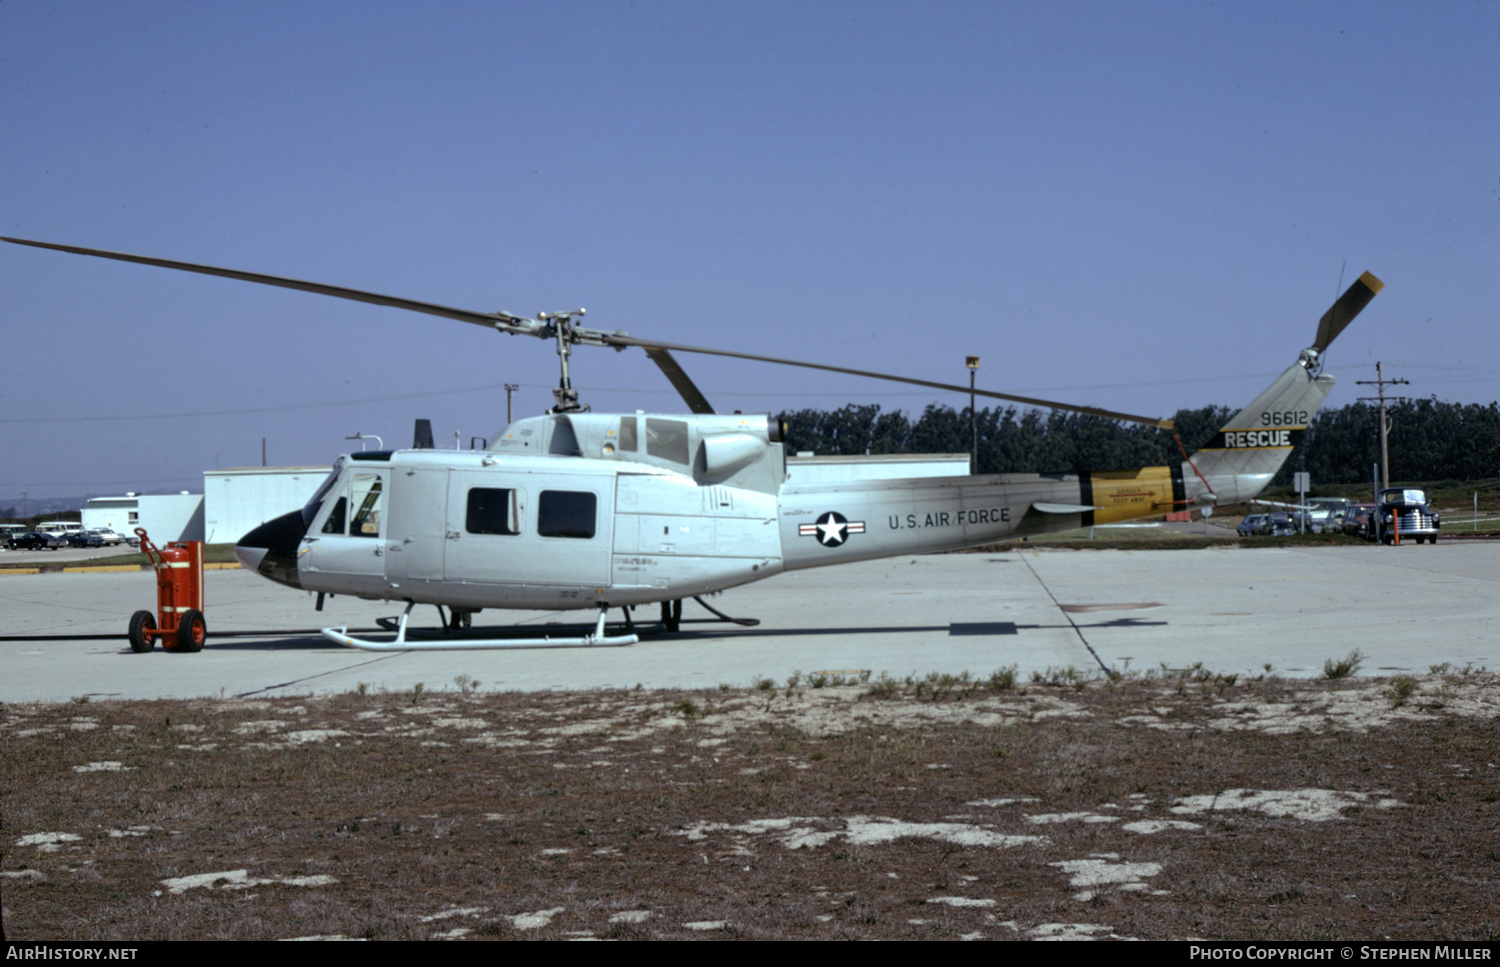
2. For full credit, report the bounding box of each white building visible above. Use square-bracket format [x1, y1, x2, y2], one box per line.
[82, 466, 329, 547]
[83, 493, 205, 543]
[202, 466, 331, 545]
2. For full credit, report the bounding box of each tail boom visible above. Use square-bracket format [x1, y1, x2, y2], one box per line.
[778, 465, 1186, 570]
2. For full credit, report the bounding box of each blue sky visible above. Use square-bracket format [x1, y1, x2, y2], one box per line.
[3, 1, 1496, 501]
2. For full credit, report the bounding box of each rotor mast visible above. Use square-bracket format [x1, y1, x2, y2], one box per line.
[537, 308, 586, 412]
[532, 307, 628, 413]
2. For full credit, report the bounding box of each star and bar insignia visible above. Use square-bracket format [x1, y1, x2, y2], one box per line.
[798, 511, 866, 547]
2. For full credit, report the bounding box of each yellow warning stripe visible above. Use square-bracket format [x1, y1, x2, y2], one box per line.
[62, 565, 147, 573]
[1, 561, 242, 576]
[1088, 466, 1177, 525]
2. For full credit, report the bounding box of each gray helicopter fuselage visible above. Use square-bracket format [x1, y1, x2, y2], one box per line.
[269, 411, 793, 610]
[252, 409, 1121, 611]
[282, 447, 1070, 610]
[313, 448, 784, 609]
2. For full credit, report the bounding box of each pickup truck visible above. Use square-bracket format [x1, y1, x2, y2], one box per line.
[1373, 488, 1441, 545]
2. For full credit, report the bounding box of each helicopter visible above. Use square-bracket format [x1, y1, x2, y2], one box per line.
[1, 237, 1382, 651]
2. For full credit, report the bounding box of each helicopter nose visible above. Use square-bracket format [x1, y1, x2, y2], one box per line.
[235, 510, 306, 589]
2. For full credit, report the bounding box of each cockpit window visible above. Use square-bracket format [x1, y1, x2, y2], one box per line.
[301, 457, 345, 529]
[320, 497, 348, 535]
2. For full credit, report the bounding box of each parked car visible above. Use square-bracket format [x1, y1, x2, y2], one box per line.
[1373, 488, 1441, 544]
[1342, 503, 1375, 539]
[1237, 514, 1268, 537]
[91, 528, 125, 545]
[1265, 513, 1296, 536]
[65, 530, 105, 548]
[8, 531, 65, 550]
[1289, 508, 1334, 533]
[1306, 496, 1353, 525]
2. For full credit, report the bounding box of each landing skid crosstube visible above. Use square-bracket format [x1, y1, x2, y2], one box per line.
[323, 597, 757, 651]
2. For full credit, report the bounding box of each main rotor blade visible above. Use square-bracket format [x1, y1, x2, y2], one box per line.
[0, 236, 542, 335]
[1313, 270, 1383, 354]
[643, 348, 715, 414]
[3, 235, 1181, 429]
[610, 336, 1174, 429]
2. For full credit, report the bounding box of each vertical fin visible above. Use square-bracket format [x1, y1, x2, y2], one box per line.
[1184, 363, 1334, 505]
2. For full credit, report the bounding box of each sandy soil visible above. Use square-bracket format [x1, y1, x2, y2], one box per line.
[3, 667, 1496, 940]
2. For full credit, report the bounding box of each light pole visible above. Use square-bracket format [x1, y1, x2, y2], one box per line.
[506, 384, 520, 425]
[966, 356, 980, 474]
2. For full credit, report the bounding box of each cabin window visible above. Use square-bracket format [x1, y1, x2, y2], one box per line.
[466, 488, 522, 535]
[537, 490, 596, 539]
[349, 474, 384, 537]
[320, 497, 348, 535]
[619, 416, 638, 452]
[646, 418, 689, 464]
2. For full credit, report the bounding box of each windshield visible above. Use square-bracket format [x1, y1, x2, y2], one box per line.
[1381, 489, 1426, 505]
[301, 457, 346, 528]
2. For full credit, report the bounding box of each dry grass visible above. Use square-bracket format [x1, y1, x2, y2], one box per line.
[3, 668, 1497, 941]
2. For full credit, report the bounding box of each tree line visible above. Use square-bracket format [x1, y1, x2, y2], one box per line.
[777, 399, 1500, 485]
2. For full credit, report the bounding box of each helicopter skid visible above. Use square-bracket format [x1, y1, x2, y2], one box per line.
[322, 605, 637, 651]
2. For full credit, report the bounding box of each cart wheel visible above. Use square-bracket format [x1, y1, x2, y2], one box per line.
[128, 610, 156, 653]
[176, 609, 206, 653]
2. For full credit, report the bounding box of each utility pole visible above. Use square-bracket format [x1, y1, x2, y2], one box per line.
[1356, 361, 1409, 491]
[505, 384, 520, 425]
[966, 357, 980, 475]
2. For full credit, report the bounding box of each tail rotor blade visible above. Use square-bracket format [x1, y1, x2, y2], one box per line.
[1314, 270, 1384, 354]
